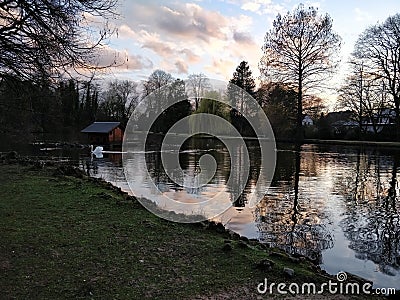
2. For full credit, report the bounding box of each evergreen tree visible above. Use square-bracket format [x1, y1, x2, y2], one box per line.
[79, 81, 99, 128]
[227, 61, 256, 136]
[229, 61, 256, 99]
[57, 79, 80, 128]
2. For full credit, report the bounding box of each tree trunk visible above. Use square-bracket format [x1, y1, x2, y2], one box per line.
[386, 152, 398, 207]
[291, 145, 302, 231]
[394, 97, 400, 141]
[297, 77, 304, 142]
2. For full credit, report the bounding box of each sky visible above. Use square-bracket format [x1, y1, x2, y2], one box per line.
[101, 0, 400, 106]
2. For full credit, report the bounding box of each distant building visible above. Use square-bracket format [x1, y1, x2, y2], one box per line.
[325, 110, 355, 124]
[324, 109, 397, 137]
[324, 110, 358, 138]
[362, 108, 396, 134]
[302, 115, 314, 126]
[331, 120, 359, 135]
[81, 122, 124, 145]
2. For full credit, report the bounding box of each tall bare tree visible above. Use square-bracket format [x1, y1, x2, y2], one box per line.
[338, 59, 391, 136]
[337, 62, 365, 135]
[260, 4, 341, 140]
[0, 0, 118, 82]
[353, 14, 400, 140]
[187, 73, 210, 111]
[140, 73, 191, 134]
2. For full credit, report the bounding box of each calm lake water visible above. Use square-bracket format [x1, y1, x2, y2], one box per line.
[4, 139, 400, 289]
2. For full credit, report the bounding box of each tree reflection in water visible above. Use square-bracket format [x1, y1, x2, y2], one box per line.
[82, 139, 400, 286]
[256, 145, 334, 263]
[338, 149, 400, 276]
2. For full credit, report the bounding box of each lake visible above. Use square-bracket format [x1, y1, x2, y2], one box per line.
[4, 139, 400, 289]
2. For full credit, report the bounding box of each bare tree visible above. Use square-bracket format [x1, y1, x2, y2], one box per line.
[142, 70, 173, 96]
[353, 14, 400, 140]
[338, 59, 391, 136]
[187, 73, 210, 111]
[0, 0, 118, 82]
[100, 80, 139, 126]
[260, 4, 341, 140]
[141, 69, 174, 115]
[303, 95, 326, 121]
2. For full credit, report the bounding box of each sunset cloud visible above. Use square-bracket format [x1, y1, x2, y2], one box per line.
[180, 48, 201, 64]
[241, 2, 261, 12]
[233, 31, 255, 45]
[175, 60, 189, 74]
[206, 58, 236, 79]
[240, 0, 285, 15]
[124, 54, 154, 70]
[156, 3, 229, 42]
[122, 2, 229, 42]
[141, 36, 175, 57]
[109, 1, 261, 78]
[87, 0, 400, 107]
[92, 46, 153, 71]
[117, 24, 136, 39]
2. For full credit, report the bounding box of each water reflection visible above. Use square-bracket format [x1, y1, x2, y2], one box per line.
[256, 146, 334, 263]
[336, 149, 400, 277]
[79, 140, 400, 288]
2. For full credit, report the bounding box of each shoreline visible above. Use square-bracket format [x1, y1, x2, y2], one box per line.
[303, 139, 400, 148]
[0, 157, 389, 299]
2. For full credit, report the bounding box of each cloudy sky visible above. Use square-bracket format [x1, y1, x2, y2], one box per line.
[103, 0, 400, 101]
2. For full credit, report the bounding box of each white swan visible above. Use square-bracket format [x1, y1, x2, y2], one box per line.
[90, 145, 104, 158]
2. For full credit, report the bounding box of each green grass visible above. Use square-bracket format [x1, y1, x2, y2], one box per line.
[0, 163, 382, 299]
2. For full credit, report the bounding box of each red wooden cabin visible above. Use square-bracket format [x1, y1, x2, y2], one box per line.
[81, 122, 124, 145]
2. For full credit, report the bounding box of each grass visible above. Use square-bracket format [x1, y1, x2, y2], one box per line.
[0, 163, 384, 299]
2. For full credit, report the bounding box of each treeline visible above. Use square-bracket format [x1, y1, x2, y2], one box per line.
[0, 62, 323, 142]
[259, 5, 400, 141]
[0, 72, 192, 142]
[2, 1, 400, 142]
[336, 14, 400, 141]
[0, 77, 134, 142]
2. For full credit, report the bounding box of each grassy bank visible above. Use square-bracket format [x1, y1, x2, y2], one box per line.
[0, 162, 382, 299]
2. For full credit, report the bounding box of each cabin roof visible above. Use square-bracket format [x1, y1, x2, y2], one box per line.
[81, 122, 121, 133]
